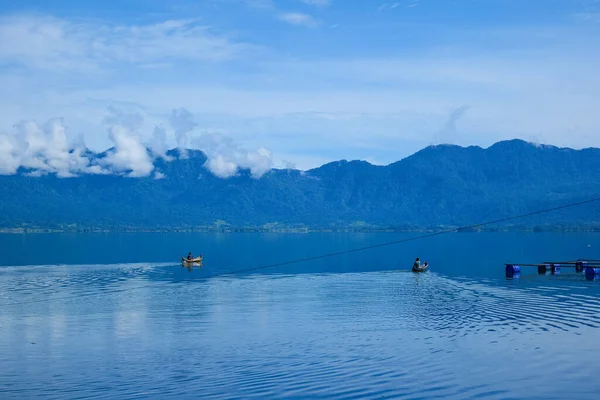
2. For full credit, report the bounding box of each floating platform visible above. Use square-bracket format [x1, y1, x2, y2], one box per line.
[505, 259, 600, 280]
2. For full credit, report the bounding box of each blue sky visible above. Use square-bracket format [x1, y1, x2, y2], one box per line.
[0, 0, 599, 174]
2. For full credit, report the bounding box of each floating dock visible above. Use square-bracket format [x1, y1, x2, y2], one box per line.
[505, 260, 600, 280]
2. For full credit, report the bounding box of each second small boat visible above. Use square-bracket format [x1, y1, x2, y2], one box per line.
[412, 263, 429, 272]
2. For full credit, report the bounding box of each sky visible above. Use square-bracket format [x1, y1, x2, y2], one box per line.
[0, 0, 599, 177]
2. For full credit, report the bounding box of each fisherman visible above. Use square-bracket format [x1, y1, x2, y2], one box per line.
[413, 257, 421, 269]
[187, 252, 193, 260]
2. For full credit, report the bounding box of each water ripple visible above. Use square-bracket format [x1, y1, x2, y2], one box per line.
[1, 264, 600, 399]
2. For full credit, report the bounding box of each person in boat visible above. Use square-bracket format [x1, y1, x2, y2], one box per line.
[423, 260, 429, 268]
[413, 257, 421, 269]
[187, 252, 193, 260]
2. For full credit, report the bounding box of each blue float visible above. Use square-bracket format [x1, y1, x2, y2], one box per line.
[505, 264, 520, 277]
[585, 267, 600, 280]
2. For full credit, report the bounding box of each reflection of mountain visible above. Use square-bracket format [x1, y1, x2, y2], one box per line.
[1, 140, 599, 230]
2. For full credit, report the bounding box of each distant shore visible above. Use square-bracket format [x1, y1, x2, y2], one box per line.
[1, 225, 599, 234]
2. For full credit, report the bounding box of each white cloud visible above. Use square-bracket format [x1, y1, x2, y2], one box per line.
[245, 147, 273, 177]
[100, 108, 155, 177]
[0, 118, 102, 177]
[193, 129, 274, 178]
[205, 155, 239, 178]
[0, 15, 255, 71]
[102, 126, 154, 177]
[0, 134, 21, 175]
[278, 13, 317, 27]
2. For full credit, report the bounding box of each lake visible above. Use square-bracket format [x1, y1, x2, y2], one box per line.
[1, 232, 600, 399]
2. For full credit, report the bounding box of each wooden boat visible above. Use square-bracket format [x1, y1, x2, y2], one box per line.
[182, 255, 203, 263]
[412, 263, 429, 272]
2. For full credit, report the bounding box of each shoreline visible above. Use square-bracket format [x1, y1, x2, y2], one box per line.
[1, 226, 599, 234]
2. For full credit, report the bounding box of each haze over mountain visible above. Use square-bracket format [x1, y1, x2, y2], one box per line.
[1, 139, 599, 232]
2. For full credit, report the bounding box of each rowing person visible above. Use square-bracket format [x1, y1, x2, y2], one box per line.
[413, 257, 421, 269]
[187, 252, 193, 260]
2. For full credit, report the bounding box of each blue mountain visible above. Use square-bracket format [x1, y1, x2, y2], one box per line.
[1, 139, 599, 231]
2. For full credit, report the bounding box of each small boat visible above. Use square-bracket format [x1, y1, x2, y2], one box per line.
[182, 255, 203, 263]
[412, 263, 429, 272]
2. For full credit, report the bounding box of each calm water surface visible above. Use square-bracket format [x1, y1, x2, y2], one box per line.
[1, 232, 600, 399]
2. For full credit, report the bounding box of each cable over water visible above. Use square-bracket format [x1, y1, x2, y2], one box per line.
[204, 195, 600, 278]
[2, 195, 600, 308]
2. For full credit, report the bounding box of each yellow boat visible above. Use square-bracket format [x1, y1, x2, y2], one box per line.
[182, 255, 203, 263]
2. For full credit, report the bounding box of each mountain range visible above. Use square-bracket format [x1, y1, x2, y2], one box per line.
[1, 139, 600, 232]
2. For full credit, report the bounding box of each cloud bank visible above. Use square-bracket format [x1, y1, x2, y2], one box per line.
[0, 118, 103, 177]
[2, 5, 600, 171]
[0, 107, 274, 179]
[0, 15, 253, 71]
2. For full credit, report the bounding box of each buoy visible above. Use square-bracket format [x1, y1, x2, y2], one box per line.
[506, 264, 520, 277]
[585, 267, 600, 280]
[538, 264, 549, 275]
